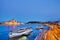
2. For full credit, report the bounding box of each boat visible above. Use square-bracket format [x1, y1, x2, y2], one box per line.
[9, 28, 32, 38]
[36, 25, 43, 30]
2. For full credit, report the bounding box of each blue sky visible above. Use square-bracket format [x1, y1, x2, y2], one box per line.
[0, 0, 60, 22]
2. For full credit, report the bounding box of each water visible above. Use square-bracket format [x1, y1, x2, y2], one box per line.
[0, 25, 9, 40]
[0, 24, 49, 40]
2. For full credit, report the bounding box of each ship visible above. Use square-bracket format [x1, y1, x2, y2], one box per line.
[9, 28, 32, 38]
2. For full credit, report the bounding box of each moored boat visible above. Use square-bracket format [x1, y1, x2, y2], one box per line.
[9, 28, 32, 38]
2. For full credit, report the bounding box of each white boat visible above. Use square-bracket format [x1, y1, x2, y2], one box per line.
[9, 28, 32, 38]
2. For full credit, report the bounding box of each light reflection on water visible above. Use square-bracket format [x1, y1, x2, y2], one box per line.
[0, 24, 49, 40]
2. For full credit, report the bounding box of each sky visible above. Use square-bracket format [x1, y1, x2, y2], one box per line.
[0, 0, 60, 22]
